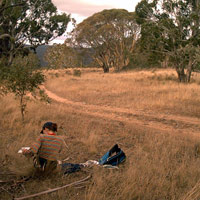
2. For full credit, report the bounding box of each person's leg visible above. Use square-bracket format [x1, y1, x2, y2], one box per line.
[38, 157, 48, 171]
[44, 160, 58, 175]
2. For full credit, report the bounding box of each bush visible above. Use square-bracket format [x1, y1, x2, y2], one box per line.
[0, 53, 46, 121]
[73, 69, 81, 77]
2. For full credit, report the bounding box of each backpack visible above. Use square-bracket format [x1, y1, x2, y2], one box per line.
[98, 144, 126, 166]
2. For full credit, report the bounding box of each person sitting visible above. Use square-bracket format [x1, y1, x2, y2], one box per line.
[23, 122, 63, 174]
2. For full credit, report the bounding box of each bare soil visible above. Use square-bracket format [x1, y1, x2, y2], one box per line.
[44, 86, 200, 135]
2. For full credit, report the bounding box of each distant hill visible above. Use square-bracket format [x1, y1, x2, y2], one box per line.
[35, 45, 50, 67]
[35, 45, 94, 68]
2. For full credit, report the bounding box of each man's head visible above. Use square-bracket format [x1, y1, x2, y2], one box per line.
[40, 122, 57, 134]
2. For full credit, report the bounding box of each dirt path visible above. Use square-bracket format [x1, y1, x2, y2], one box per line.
[43, 86, 200, 134]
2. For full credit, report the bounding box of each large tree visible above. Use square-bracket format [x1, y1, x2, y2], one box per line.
[0, 0, 70, 65]
[135, 0, 200, 82]
[71, 9, 140, 73]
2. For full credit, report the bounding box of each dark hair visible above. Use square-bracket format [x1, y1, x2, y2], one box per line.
[40, 122, 57, 133]
[51, 123, 57, 132]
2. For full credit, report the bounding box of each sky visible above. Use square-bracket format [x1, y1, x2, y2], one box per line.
[51, 0, 141, 43]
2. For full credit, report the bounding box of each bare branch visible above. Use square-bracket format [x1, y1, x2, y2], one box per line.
[0, 2, 25, 14]
[14, 175, 91, 200]
[0, 33, 12, 40]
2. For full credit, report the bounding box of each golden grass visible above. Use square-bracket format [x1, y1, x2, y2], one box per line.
[1, 68, 200, 200]
[45, 68, 200, 117]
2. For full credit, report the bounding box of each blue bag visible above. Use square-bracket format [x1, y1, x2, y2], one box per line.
[98, 144, 126, 166]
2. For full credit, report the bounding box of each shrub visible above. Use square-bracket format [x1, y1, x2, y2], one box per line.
[0, 53, 47, 121]
[73, 69, 81, 77]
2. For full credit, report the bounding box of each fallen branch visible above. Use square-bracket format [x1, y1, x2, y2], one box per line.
[14, 175, 91, 200]
[61, 137, 69, 149]
[1, 186, 12, 195]
[15, 176, 31, 184]
[0, 172, 16, 175]
[63, 157, 70, 162]
[74, 185, 86, 189]
[182, 180, 200, 200]
[0, 180, 14, 183]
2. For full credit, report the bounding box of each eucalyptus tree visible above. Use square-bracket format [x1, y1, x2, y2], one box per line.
[71, 9, 140, 72]
[135, 0, 200, 82]
[0, 0, 70, 65]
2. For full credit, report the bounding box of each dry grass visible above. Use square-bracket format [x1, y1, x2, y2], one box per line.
[45, 68, 200, 118]
[1, 68, 200, 200]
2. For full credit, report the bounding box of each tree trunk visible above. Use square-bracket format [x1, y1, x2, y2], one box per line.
[161, 56, 169, 68]
[95, 54, 110, 73]
[176, 67, 186, 82]
[102, 63, 109, 73]
[186, 68, 192, 83]
[186, 59, 193, 83]
[20, 95, 25, 122]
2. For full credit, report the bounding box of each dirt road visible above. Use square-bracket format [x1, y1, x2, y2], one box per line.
[43, 86, 200, 135]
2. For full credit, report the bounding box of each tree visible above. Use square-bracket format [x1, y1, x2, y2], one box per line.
[0, 53, 48, 121]
[44, 44, 78, 69]
[71, 9, 140, 73]
[0, 0, 70, 65]
[0, 0, 69, 120]
[135, 0, 200, 82]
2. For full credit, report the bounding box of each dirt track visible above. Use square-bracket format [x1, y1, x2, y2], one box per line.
[43, 86, 200, 135]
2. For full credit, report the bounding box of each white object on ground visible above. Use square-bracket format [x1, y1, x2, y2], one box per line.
[103, 165, 119, 169]
[57, 160, 62, 165]
[80, 160, 99, 167]
[18, 147, 30, 154]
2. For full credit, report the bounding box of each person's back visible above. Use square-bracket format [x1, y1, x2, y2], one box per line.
[23, 122, 63, 174]
[32, 133, 62, 161]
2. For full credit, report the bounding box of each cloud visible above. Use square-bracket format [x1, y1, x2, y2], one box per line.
[52, 0, 115, 18]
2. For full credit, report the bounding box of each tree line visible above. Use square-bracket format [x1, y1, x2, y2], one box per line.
[45, 0, 200, 83]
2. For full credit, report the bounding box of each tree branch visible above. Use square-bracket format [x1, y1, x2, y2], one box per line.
[14, 175, 91, 200]
[0, 33, 12, 40]
[0, 2, 25, 14]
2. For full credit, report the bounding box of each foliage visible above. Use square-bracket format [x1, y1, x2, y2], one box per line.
[0, 53, 47, 121]
[0, 0, 70, 65]
[71, 9, 140, 73]
[135, 0, 200, 82]
[44, 44, 78, 69]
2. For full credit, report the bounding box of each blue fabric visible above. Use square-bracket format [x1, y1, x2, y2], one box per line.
[61, 163, 82, 174]
[98, 144, 126, 166]
[99, 151, 110, 165]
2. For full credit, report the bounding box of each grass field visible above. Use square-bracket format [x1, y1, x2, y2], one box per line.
[1, 68, 200, 200]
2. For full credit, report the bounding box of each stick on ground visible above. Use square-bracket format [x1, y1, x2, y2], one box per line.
[14, 175, 91, 200]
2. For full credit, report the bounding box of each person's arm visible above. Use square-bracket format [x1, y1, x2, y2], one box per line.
[22, 136, 42, 157]
[31, 136, 42, 154]
[22, 148, 33, 157]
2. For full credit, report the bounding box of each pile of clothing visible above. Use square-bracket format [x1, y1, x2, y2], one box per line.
[61, 144, 126, 174]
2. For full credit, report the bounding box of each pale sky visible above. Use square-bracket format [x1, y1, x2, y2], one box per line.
[51, 0, 141, 43]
